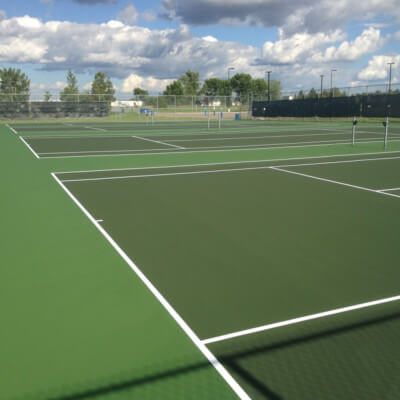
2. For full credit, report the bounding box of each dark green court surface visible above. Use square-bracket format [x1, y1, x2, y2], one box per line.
[2, 121, 400, 400]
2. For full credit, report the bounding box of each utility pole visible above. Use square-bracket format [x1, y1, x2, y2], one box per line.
[387, 62, 395, 93]
[330, 69, 337, 97]
[265, 71, 272, 102]
[320, 75, 324, 97]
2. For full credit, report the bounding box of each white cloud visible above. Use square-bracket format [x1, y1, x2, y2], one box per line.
[358, 55, 400, 81]
[202, 35, 218, 42]
[260, 30, 345, 64]
[0, 10, 6, 20]
[161, 0, 400, 36]
[311, 28, 384, 62]
[0, 13, 396, 92]
[117, 3, 139, 25]
[0, 15, 259, 80]
[122, 74, 173, 92]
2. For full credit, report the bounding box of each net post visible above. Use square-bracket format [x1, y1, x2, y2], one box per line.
[352, 116, 357, 146]
[384, 116, 389, 149]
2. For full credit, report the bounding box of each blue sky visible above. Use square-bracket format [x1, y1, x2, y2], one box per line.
[0, 0, 399, 97]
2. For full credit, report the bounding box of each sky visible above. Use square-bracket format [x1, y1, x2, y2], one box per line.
[0, 0, 399, 97]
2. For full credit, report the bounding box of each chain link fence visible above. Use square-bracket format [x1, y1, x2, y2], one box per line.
[252, 83, 400, 119]
[0, 93, 254, 120]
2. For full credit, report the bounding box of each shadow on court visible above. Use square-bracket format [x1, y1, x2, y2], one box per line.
[45, 310, 400, 400]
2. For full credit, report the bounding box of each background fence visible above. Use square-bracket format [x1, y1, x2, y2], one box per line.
[252, 83, 400, 119]
[1, 82, 399, 119]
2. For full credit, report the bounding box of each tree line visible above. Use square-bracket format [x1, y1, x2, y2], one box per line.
[133, 70, 282, 101]
[1, 67, 398, 103]
[0, 68, 115, 102]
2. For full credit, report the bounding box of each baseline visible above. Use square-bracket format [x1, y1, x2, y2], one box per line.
[202, 295, 400, 344]
[54, 150, 400, 175]
[59, 154, 400, 183]
[270, 166, 400, 199]
[38, 139, 400, 159]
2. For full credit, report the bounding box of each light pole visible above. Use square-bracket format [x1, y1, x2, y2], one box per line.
[265, 71, 272, 102]
[320, 75, 324, 97]
[228, 67, 234, 80]
[330, 69, 337, 97]
[388, 62, 395, 93]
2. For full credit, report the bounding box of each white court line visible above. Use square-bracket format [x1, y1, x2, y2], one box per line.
[202, 295, 400, 345]
[84, 126, 107, 132]
[60, 165, 274, 183]
[6, 124, 18, 135]
[133, 135, 185, 149]
[38, 138, 400, 159]
[166, 132, 356, 142]
[38, 148, 175, 155]
[274, 155, 400, 169]
[51, 173, 250, 400]
[59, 155, 400, 184]
[270, 166, 400, 199]
[96, 219, 104, 222]
[36, 137, 389, 157]
[18, 124, 364, 140]
[377, 188, 400, 192]
[22, 134, 131, 139]
[19, 136, 40, 159]
[54, 150, 400, 175]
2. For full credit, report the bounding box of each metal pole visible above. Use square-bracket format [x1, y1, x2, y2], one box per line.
[267, 71, 271, 103]
[384, 116, 389, 149]
[320, 75, 324, 97]
[352, 116, 357, 146]
[331, 69, 337, 97]
[388, 62, 395, 93]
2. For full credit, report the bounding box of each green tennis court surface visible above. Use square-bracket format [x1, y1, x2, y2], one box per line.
[12, 120, 400, 158]
[2, 121, 400, 399]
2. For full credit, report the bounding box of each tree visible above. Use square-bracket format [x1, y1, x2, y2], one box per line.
[60, 70, 79, 102]
[230, 73, 252, 100]
[133, 87, 148, 96]
[44, 91, 52, 101]
[269, 80, 282, 101]
[179, 70, 200, 95]
[163, 80, 184, 96]
[297, 90, 305, 99]
[201, 78, 232, 96]
[251, 79, 268, 98]
[91, 72, 115, 102]
[0, 68, 30, 102]
[201, 78, 223, 96]
[307, 88, 319, 98]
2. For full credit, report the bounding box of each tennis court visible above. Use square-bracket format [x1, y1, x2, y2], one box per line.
[53, 153, 400, 399]
[11, 119, 400, 158]
[3, 119, 400, 400]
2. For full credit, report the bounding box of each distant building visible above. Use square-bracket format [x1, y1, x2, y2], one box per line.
[111, 100, 143, 108]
